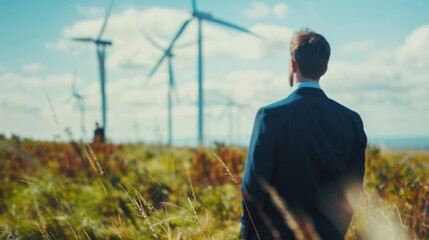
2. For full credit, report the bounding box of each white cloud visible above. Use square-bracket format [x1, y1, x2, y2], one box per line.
[48, 7, 295, 71]
[0, 65, 6, 72]
[273, 3, 288, 19]
[0, 71, 103, 140]
[397, 25, 429, 69]
[1, 73, 41, 91]
[45, 40, 73, 51]
[45, 74, 77, 88]
[50, 7, 189, 69]
[245, 2, 289, 19]
[9, 8, 429, 143]
[321, 26, 429, 136]
[245, 2, 271, 19]
[76, 5, 104, 17]
[0, 73, 83, 101]
[337, 40, 374, 55]
[22, 63, 44, 73]
[223, 70, 289, 104]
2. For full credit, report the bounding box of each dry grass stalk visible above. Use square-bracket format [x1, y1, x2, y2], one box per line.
[211, 152, 262, 239]
[152, 216, 195, 227]
[186, 170, 197, 202]
[212, 152, 239, 184]
[119, 184, 159, 239]
[45, 94, 62, 136]
[32, 190, 52, 240]
[175, 232, 182, 240]
[241, 196, 262, 240]
[162, 206, 171, 240]
[130, 185, 156, 215]
[112, 225, 124, 240]
[258, 212, 281, 240]
[187, 197, 209, 239]
[137, 202, 157, 238]
[161, 202, 196, 215]
[66, 220, 80, 240]
[82, 229, 92, 240]
[82, 145, 99, 175]
[259, 179, 321, 240]
[84, 144, 104, 176]
[37, 223, 51, 240]
[205, 209, 213, 239]
[354, 191, 411, 240]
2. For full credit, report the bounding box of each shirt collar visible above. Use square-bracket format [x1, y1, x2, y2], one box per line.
[292, 82, 321, 92]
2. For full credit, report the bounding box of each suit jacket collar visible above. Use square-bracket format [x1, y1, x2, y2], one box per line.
[292, 87, 327, 98]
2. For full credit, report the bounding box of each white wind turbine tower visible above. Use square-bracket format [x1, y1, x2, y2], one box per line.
[215, 92, 254, 145]
[67, 72, 87, 140]
[143, 31, 194, 146]
[71, 0, 113, 138]
[149, 0, 261, 146]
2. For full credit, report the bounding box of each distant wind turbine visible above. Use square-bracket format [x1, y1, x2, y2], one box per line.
[143, 31, 194, 146]
[215, 92, 254, 145]
[71, 0, 113, 137]
[149, 0, 261, 146]
[66, 72, 87, 140]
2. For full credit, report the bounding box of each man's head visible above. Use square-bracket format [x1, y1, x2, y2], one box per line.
[288, 29, 331, 86]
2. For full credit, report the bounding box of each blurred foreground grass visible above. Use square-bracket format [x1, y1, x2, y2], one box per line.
[0, 135, 427, 239]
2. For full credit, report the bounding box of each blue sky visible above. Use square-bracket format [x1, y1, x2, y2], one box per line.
[1, 0, 429, 145]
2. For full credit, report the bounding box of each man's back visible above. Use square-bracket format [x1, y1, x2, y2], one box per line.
[241, 29, 367, 240]
[241, 87, 367, 239]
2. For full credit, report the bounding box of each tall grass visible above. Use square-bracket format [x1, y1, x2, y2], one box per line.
[0, 136, 427, 239]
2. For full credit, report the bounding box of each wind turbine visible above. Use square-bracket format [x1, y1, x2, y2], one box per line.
[143, 32, 194, 146]
[66, 72, 87, 140]
[150, 0, 260, 146]
[215, 92, 254, 145]
[71, 0, 113, 138]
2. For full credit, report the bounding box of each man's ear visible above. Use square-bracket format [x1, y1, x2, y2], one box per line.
[291, 58, 298, 73]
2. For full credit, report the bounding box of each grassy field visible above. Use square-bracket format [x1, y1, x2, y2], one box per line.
[0, 135, 428, 239]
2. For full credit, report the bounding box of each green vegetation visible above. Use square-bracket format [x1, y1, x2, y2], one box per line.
[0, 136, 427, 239]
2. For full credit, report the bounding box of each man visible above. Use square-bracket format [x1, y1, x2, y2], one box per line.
[241, 29, 367, 240]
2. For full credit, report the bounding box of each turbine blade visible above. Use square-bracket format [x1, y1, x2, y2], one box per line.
[192, 0, 197, 12]
[217, 106, 229, 121]
[147, 19, 192, 79]
[72, 37, 94, 42]
[72, 70, 77, 94]
[64, 96, 73, 104]
[203, 16, 262, 38]
[175, 40, 196, 49]
[167, 18, 193, 51]
[169, 60, 181, 102]
[97, 0, 114, 39]
[169, 58, 175, 87]
[147, 54, 167, 79]
[141, 31, 165, 51]
[73, 93, 83, 99]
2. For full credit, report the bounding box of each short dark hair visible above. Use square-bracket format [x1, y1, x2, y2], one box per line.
[290, 29, 330, 80]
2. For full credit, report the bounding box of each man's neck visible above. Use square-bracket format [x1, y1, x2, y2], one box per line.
[293, 78, 319, 87]
[291, 78, 321, 92]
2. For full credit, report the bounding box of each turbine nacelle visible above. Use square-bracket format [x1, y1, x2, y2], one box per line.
[192, 11, 212, 19]
[73, 93, 84, 100]
[72, 37, 112, 46]
[165, 50, 174, 58]
[94, 39, 113, 46]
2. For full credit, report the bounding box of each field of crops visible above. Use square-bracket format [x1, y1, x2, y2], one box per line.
[0, 135, 428, 239]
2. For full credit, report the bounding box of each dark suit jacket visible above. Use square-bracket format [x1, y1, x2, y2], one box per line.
[241, 87, 367, 240]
